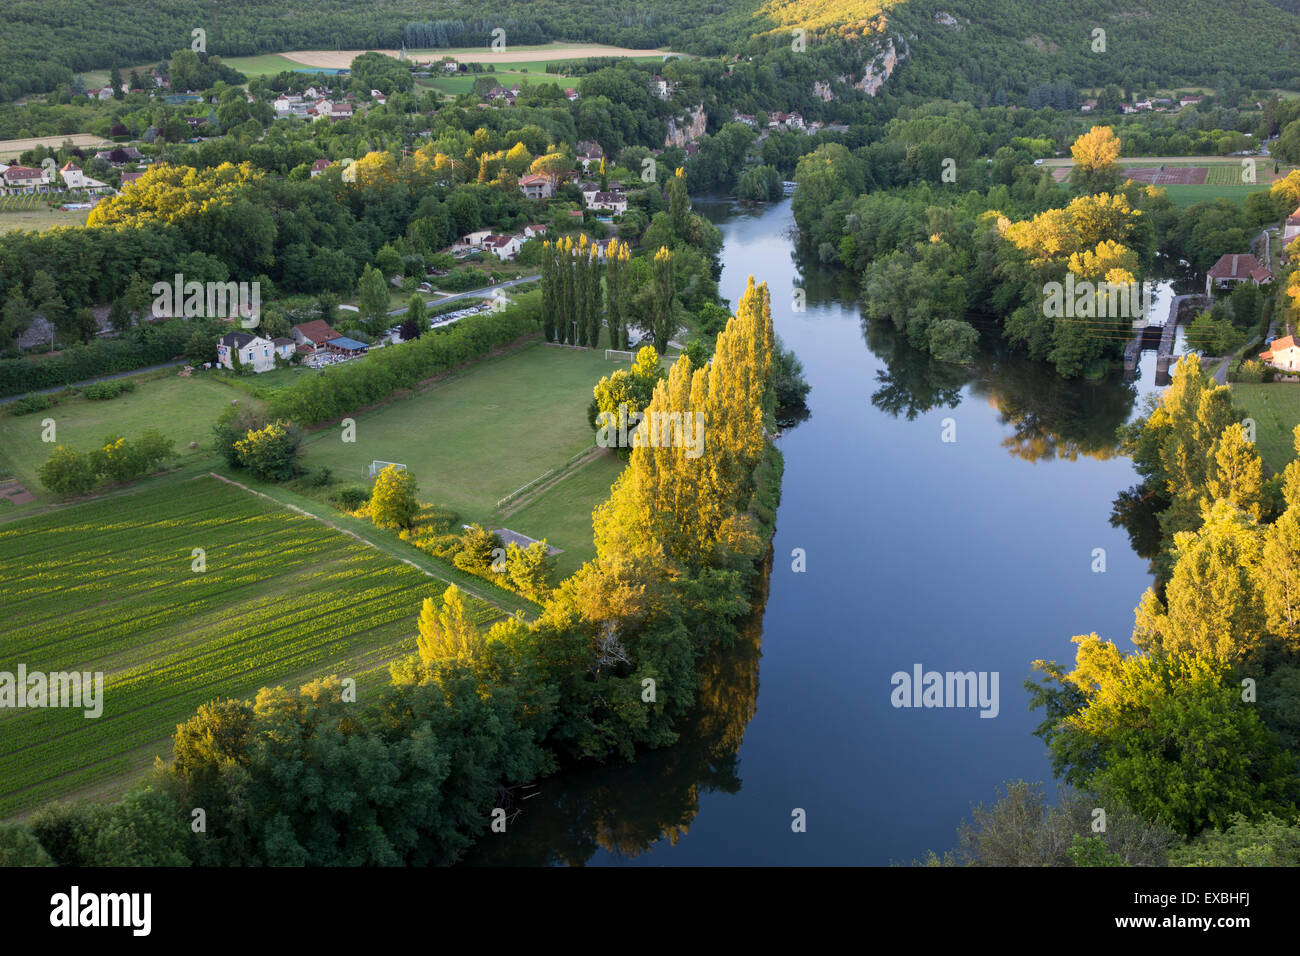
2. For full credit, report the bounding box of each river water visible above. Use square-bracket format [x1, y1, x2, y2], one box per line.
[469, 198, 1171, 866]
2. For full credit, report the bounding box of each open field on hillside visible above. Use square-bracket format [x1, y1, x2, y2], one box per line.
[0, 475, 494, 818]
[0, 372, 245, 511]
[1231, 382, 1300, 473]
[298, 342, 611, 519]
[0, 134, 110, 161]
[281, 44, 670, 71]
[0, 205, 91, 234]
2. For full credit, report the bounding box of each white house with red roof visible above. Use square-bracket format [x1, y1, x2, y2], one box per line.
[1260, 335, 1300, 372]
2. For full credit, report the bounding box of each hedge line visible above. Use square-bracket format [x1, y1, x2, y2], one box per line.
[0, 321, 192, 398]
[269, 294, 541, 425]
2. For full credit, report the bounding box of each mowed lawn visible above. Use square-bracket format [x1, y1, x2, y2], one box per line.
[0, 206, 90, 234]
[299, 343, 612, 518]
[506, 450, 625, 575]
[1232, 382, 1300, 473]
[0, 475, 493, 818]
[0, 373, 243, 509]
[1161, 183, 1272, 207]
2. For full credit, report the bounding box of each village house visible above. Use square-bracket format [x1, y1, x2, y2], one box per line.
[59, 161, 110, 194]
[310, 158, 331, 177]
[370, 90, 387, 105]
[291, 320, 343, 354]
[1080, 99, 1098, 112]
[576, 140, 604, 172]
[587, 191, 628, 214]
[518, 173, 554, 200]
[1283, 205, 1300, 254]
[564, 88, 579, 102]
[651, 75, 676, 100]
[1260, 335, 1300, 372]
[119, 170, 145, 188]
[523, 223, 547, 239]
[2, 164, 46, 193]
[92, 147, 145, 165]
[1180, 94, 1203, 107]
[1205, 253, 1272, 297]
[217, 332, 279, 373]
[483, 234, 523, 261]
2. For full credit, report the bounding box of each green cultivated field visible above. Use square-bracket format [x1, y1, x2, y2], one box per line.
[0, 373, 244, 509]
[1231, 382, 1300, 473]
[222, 53, 328, 77]
[0, 475, 494, 818]
[0, 204, 89, 234]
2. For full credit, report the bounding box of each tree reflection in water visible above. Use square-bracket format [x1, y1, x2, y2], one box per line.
[462, 549, 770, 866]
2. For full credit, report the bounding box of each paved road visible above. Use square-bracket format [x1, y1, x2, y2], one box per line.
[0, 360, 185, 405]
[385, 275, 539, 318]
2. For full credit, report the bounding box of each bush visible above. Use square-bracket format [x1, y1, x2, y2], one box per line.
[332, 486, 371, 510]
[309, 466, 333, 487]
[37, 430, 173, 496]
[8, 394, 54, 416]
[231, 420, 302, 482]
[82, 379, 136, 400]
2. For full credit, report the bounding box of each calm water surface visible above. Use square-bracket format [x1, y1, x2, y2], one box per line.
[469, 198, 1169, 866]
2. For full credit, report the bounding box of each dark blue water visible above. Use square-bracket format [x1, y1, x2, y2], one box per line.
[469, 198, 1159, 866]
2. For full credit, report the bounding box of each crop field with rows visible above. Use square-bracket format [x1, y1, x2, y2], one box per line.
[0, 475, 495, 818]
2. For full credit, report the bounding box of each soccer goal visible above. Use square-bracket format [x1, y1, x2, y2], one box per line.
[605, 349, 636, 361]
[368, 460, 407, 478]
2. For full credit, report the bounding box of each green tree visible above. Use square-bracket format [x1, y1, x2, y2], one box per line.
[358, 264, 391, 333]
[232, 419, 301, 482]
[370, 464, 418, 530]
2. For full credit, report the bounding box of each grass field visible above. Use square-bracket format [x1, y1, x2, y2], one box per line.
[298, 342, 626, 557]
[0, 373, 247, 509]
[0, 133, 110, 162]
[504, 451, 624, 574]
[300, 342, 608, 509]
[0, 205, 90, 234]
[1160, 183, 1273, 207]
[0, 474, 495, 817]
[221, 53, 321, 77]
[1231, 382, 1300, 473]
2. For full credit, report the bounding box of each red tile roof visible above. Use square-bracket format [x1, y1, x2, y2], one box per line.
[1207, 254, 1264, 281]
[292, 320, 341, 345]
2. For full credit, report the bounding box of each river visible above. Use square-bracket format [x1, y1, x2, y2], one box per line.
[468, 198, 1169, 866]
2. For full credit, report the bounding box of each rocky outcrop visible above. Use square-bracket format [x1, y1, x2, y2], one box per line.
[812, 80, 834, 102]
[855, 36, 908, 97]
[664, 104, 707, 148]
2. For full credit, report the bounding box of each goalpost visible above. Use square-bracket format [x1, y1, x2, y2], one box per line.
[368, 460, 407, 478]
[605, 349, 636, 361]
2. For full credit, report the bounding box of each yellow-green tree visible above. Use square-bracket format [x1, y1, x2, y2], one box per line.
[417, 585, 484, 663]
[370, 464, 418, 530]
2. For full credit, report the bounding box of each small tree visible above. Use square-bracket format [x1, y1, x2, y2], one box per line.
[232, 420, 302, 482]
[416, 584, 484, 663]
[37, 446, 98, 497]
[370, 464, 418, 529]
[358, 264, 390, 334]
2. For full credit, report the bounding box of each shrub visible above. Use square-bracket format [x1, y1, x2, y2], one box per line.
[332, 486, 371, 510]
[231, 420, 302, 482]
[309, 466, 333, 487]
[82, 379, 136, 400]
[8, 394, 54, 416]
